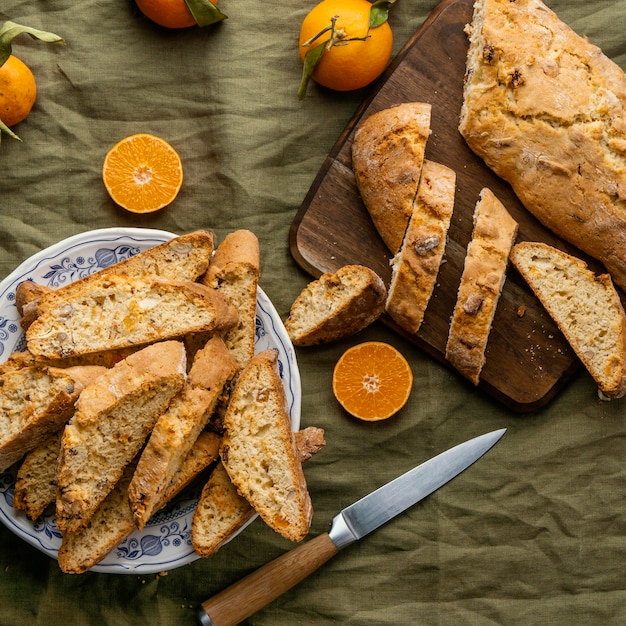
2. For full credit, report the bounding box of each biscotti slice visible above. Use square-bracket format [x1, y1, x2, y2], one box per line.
[510, 242, 626, 398]
[445, 188, 518, 384]
[385, 160, 456, 334]
[57, 431, 221, 574]
[352, 102, 432, 254]
[192, 427, 325, 557]
[459, 0, 626, 290]
[0, 364, 106, 472]
[13, 430, 63, 520]
[128, 336, 239, 530]
[55, 341, 186, 534]
[200, 230, 260, 368]
[17, 231, 215, 330]
[26, 273, 238, 359]
[284, 265, 386, 346]
[220, 349, 312, 542]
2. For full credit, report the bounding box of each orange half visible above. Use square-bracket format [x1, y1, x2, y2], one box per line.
[332, 341, 413, 421]
[102, 133, 183, 213]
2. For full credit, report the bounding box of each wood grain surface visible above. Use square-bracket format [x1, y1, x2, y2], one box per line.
[289, 0, 585, 412]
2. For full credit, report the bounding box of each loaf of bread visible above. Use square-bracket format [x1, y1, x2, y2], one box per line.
[352, 102, 432, 254]
[192, 427, 325, 557]
[220, 350, 312, 542]
[385, 160, 456, 334]
[199, 229, 260, 368]
[0, 364, 106, 472]
[128, 336, 239, 530]
[55, 341, 187, 534]
[13, 430, 63, 520]
[285, 265, 386, 346]
[445, 188, 518, 384]
[459, 0, 626, 290]
[16, 230, 215, 330]
[26, 273, 237, 359]
[510, 241, 626, 398]
[57, 431, 221, 574]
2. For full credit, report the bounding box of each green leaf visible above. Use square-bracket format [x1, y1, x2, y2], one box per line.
[0, 118, 22, 142]
[298, 41, 326, 100]
[184, 0, 227, 27]
[0, 21, 64, 67]
[369, 0, 398, 29]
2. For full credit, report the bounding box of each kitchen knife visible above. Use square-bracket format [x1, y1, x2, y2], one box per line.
[197, 428, 506, 626]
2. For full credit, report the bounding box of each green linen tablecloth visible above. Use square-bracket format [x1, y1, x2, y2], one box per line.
[1, 1, 625, 624]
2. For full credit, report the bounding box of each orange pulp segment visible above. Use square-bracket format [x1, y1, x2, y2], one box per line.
[332, 341, 413, 421]
[102, 133, 183, 213]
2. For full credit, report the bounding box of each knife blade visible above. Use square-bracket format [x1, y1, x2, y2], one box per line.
[197, 428, 506, 626]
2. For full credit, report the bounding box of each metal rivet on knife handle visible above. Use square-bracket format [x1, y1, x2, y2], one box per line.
[197, 428, 506, 626]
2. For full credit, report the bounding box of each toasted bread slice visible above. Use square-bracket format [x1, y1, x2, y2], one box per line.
[26, 274, 237, 359]
[285, 265, 386, 346]
[352, 102, 432, 254]
[192, 427, 325, 557]
[128, 336, 239, 530]
[55, 341, 187, 534]
[220, 350, 312, 541]
[386, 160, 456, 334]
[445, 188, 518, 385]
[0, 364, 106, 472]
[57, 431, 221, 574]
[510, 241, 626, 398]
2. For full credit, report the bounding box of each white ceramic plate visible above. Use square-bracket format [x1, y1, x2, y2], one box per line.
[0, 228, 301, 574]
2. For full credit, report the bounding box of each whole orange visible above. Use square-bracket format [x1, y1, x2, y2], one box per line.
[0, 55, 37, 127]
[136, 0, 218, 29]
[299, 0, 393, 92]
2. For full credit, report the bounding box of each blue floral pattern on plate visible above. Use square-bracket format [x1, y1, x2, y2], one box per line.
[0, 228, 301, 574]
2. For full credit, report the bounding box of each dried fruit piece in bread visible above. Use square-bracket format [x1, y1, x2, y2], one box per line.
[510, 241, 626, 399]
[385, 160, 456, 334]
[55, 341, 187, 534]
[285, 265, 386, 346]
[220, 349, 312, 542]
[352, 102, 432, 254]
[445, 188, 518, 385]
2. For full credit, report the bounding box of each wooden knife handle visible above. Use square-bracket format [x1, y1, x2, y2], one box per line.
[198, 532, 339, 626]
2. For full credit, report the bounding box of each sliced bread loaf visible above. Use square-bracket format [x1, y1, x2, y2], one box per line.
[284, 265, 386, 346]
[0, 364, 106, 472]
[510, 241, 626, 398]
[55, 340, 187, 534]
[192, 427, 325, 557]
[352, 102, 432, 254]
[385, 160, 457, 334]
[220, 349, 312, 542]
[26, 273, 238, 359]
[57, 430, 221, 574]
[445, 188, 518, 385]
[128, 336, 239, 530]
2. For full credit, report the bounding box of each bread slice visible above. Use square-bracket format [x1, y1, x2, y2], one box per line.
[459, 0, 626, 290]
[57, 431, 221, 574]
[192, 427, 325, 557]
[352, 102, 432, 254]
[220, 349, 312, 541]
[55, 341, 187, 534]
[16, 231, 215, 330]
[13, 430, 63, 520]
[0, 364, 106, 472]
[199, 229, 260, 368]
[128, 336, 239, 530]
[26, 273, 238, 359]
[284, 265, 386, 346]
[510, 241, 626, 398]
[445, 188, 518, 384]
[385, 160, 457, 334]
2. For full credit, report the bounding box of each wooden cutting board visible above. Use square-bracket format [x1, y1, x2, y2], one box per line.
[289, 0, 584, 412]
